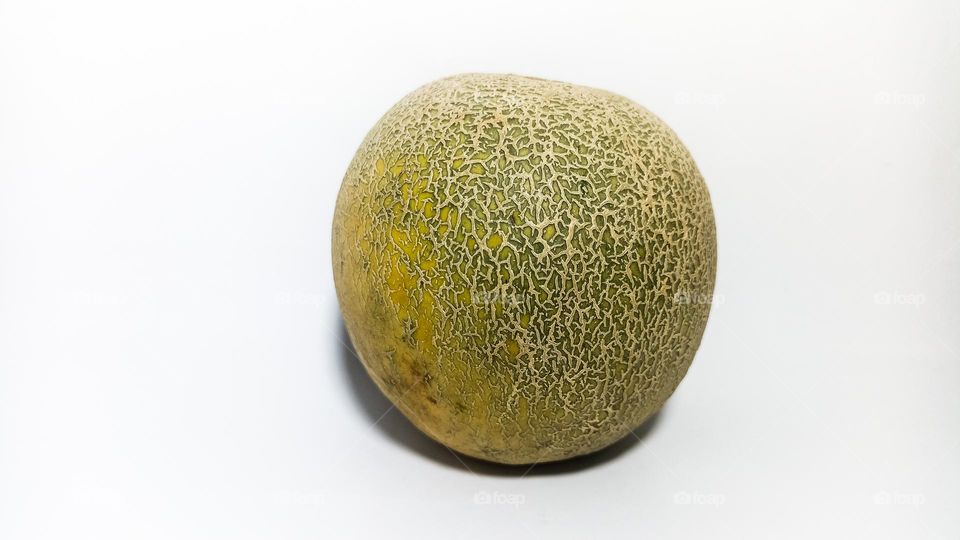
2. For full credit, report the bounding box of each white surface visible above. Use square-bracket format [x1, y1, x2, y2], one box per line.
[1, 1, 958, 538]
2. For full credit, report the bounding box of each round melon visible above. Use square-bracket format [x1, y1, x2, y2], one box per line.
[333, 74, 716, 465]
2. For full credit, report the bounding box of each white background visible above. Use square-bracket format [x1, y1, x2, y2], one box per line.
[1, 1, 958, 538]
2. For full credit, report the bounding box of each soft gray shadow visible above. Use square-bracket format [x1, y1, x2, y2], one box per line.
[337, 313, 660, 476]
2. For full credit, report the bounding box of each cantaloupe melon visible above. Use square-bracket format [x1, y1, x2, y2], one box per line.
[333, 74, 716, 465]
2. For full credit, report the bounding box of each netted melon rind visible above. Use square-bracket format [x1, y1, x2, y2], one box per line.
[333, 74, 716, 465]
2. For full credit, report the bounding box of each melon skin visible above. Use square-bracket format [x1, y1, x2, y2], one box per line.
[333, 74, 716, 465]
